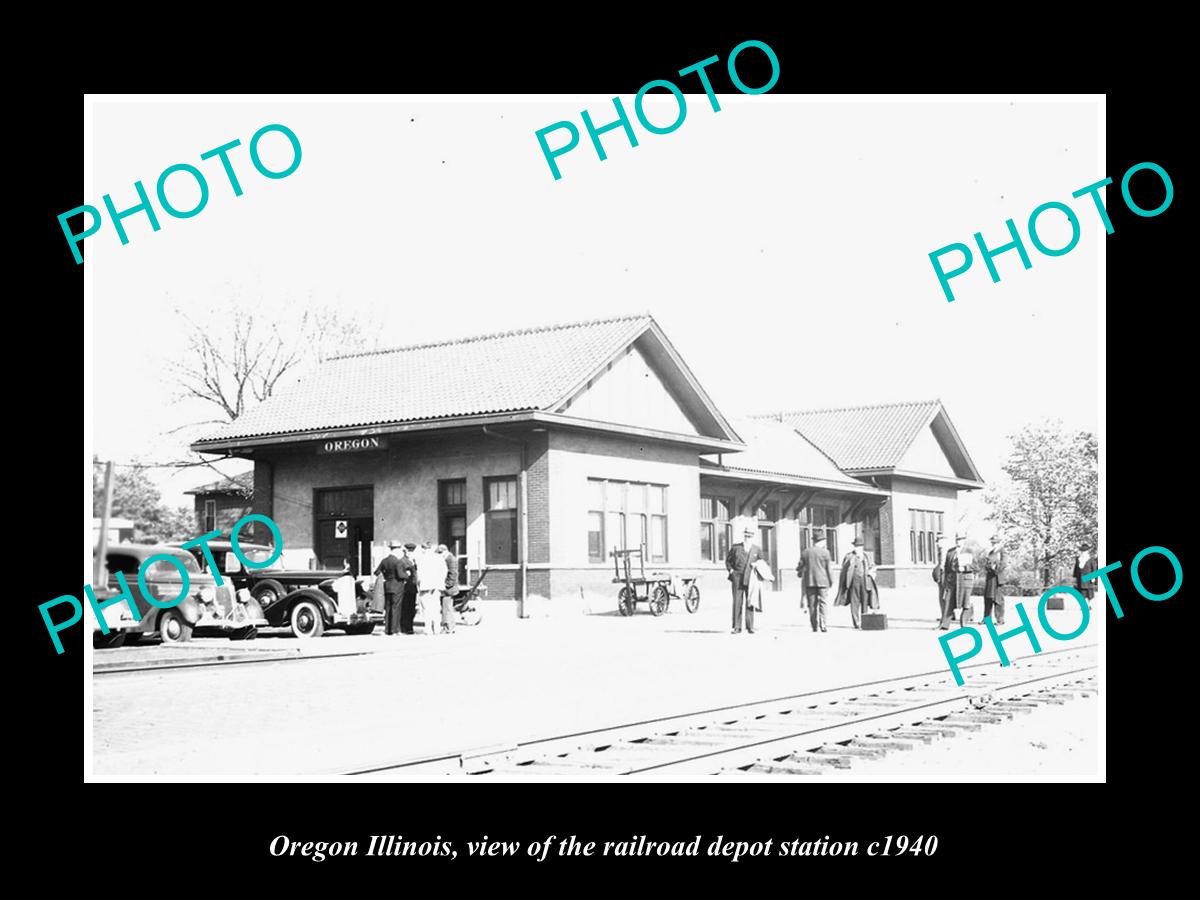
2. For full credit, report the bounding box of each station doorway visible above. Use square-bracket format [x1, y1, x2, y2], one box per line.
[313, 486, 374, 575]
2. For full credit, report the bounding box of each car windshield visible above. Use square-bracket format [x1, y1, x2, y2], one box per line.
[146, 553, 201, 579]
[243, 547, 279, 568]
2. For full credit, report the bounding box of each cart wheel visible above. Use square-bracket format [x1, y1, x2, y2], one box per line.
[650, 585, 670, 617]
[684, 583, 701, 614]
[617, 587, 634, 617]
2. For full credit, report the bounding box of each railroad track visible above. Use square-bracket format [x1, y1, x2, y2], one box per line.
[343, 644, 1097, 778]
[93, 648, 372, 676]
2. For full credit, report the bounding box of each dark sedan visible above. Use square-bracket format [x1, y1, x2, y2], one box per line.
[176, 541, 379, 638]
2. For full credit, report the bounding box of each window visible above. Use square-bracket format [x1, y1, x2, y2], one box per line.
[438, 479, 467, 583]
[588, 478, 669, 562]
[909, 509, 944, 565]
[799, 505, 839, 560]
[484, 476, 518, 565]
[867, 509, 882, 563]
[700, 495, 733, 563]
[440, 480, 465, 507]
[203, 499, 216, 533]
[146, 553, 201, 578]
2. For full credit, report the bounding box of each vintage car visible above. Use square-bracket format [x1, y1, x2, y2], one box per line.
[89, 586, 136, 649]
[96, 544, 268, 646]
[175, 540, 379, 639]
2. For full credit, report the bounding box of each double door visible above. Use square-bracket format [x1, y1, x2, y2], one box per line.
[314, 487, 374, 575]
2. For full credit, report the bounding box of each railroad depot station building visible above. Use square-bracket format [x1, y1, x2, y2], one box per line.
[191, 314, 984, 605]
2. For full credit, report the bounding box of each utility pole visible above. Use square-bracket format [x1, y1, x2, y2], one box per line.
[94, 460, 114, 586]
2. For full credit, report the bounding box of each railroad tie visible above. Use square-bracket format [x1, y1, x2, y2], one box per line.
[892, 724, 963, 738]
[950, 712, 1012, 725]
[850, 736, 918, 752]
[874, 729, 941, 743]
[814, 743, 889, 760]
[780, 752, 853, 769]
[926, 719, 984, 732]
[744, 760, 827, 777]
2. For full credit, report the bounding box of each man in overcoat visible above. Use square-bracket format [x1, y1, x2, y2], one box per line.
[835, 537, 876, 628]
[726, 526, 764, 634]
[946, 533, 976, 626]
[983, 534, 1006, 625]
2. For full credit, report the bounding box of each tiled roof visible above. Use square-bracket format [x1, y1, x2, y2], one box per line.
[186, 471, 254, 495]
[707, 418, 873, 488]
[759, 401, 942, 470]
[197, 315, 652, 443]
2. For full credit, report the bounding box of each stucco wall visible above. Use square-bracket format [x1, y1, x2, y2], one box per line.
[258, 433, 521, 571]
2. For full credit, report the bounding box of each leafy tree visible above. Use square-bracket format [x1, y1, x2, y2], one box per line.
[985, 420, 1098, 588]
[92, 459, 195, 543]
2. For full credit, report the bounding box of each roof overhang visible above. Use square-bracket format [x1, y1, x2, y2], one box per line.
[847, 466, 985, 490]
[192, 410, 745, 456]
[700, 461, 889, 496]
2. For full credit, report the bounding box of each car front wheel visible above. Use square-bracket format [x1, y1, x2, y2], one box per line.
[158, 610, 193, 644]
[289, 600, 325, 639]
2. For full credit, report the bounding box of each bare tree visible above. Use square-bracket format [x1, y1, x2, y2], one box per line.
[170, 301, 372, 424]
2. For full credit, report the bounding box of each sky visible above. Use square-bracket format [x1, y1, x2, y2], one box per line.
[88, 95, 1101, 517]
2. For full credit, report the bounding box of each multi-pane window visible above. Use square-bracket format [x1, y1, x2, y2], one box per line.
[699, 495, 733, 563]
[909, 509, 944, 565]
[438, 479, 467, 583]
[484, 476, 518, 564]
[799, 505, 840, 560]
[588, 478, 668, 562]
[203, 499, 216, 533]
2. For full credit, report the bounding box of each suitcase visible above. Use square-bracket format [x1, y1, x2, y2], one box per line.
[861, 612, 888, 630]
[1044, 594, 1066, 610]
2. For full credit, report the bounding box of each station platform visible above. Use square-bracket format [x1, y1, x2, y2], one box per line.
[90, 585, 1100, 778]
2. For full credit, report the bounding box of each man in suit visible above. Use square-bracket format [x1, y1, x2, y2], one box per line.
[1073, 544, 1098, 609]
[414, 541, 447, 637]
[797, 533, 834, 632]
[726, 526, 765, 634]
[374, 541, 408, 635]
[399, 542, 418, 634]
[945, 533, 976, 626]
[983, 534, 1006, 625]
[835, 537, 874, 628]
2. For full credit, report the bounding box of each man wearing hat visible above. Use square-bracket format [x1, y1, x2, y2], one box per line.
[399, 542, 419, 634]
[835, 537, 875, 628]
[983, 534, 1006, 625]
[1073, 543, 1098, 610]
[941, 533, 976, 627]
[373, 541, 409, 636]
[725, 526, 766, 634]
[797, 532, 834, 632]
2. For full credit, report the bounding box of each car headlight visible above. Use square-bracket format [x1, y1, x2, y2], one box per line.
[198, 586, 216, 604]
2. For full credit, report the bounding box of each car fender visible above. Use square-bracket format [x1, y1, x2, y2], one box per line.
[283, 588, 337, 624]
[159, 595, 203, 627]
[239, 594, 267, 623]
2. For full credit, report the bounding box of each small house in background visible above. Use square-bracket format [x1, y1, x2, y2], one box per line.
[92, 516, 134, 546]
[186, 471, 254, 537]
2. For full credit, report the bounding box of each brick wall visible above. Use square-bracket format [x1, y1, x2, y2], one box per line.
[526, 432, 550, 565]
